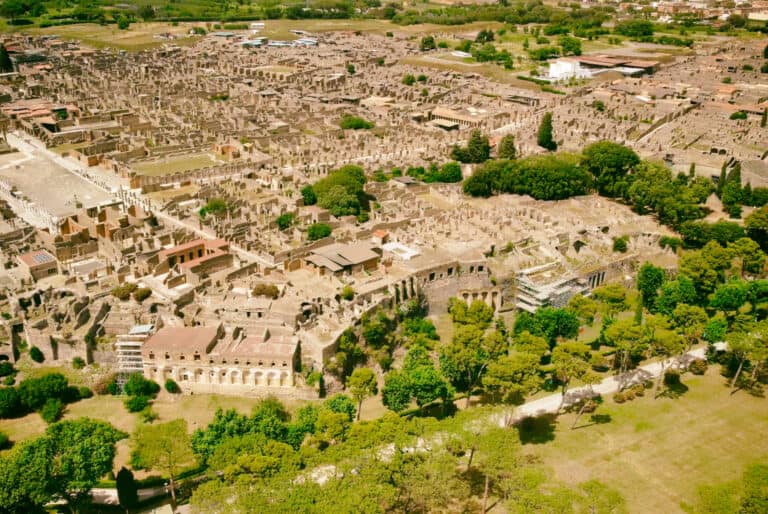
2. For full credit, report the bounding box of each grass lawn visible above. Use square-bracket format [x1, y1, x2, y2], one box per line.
[131, 153, 221, 177]
[525, 370, 768, 513]
[29, 22, 199, 52]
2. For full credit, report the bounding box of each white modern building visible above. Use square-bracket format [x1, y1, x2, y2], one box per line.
[547, 59, 592, 81]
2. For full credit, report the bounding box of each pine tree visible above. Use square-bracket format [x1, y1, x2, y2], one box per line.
[497, 134, 517, 160]
[744, 182, 753, 206]
[0, 46, 12, 74]
[466, 129, 490, 163]
[537, 112, 557, 151]
[717, 164, 727, 196]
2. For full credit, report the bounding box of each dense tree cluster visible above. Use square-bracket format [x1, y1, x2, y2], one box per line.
[463, 153, 592, 200]
[0, 372, 88, 423]
[190, 406, 625, 514]
[303, 165, 368, 217]
[451, 129, 491, 164]
[463, 141, 716, 230]
[405, 162, 463, 183]
[0, 419, 125, 512]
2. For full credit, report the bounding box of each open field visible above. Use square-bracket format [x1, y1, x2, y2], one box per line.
[25, 19, 508, 51]
[131, 153, 221, 176]
[528, 370, 768, 513]
[28, 22, 200, 51]
[0, 386, 317, 473]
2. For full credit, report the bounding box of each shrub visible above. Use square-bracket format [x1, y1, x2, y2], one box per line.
[402, 74, 416, 86]
[631, 384, 645, 397]
[124, 373, 160, 398]
[663, 369, 681, 386]
[112, 282, 138, 301]
[72, 357, 86, 370]
[0, 361, 14, 377]
[78, 386, 93, 399]
[0, 431, 8, 449]
[276, 213, 295, 230]
[133, 288, 152, 303]
[339, 115, 373, 130]
[18, 373, 68, 411]
[29, 346, 44, 363]
[613, 392, 626, 403]
[94, 373, 118, 395]
[341, 286, 355, 301]
[139, 406, 158, 423]
[3, 376, 14, 386]
[40, 398, 64, 424]
[165, 379, 180, 394]
[613, 235, 629, 253]
[730, 111, 747, 120]
[0, 387, 23, 418]
[125, 395, 150, 413]
[689, 359, 708, 375]
[106, 380, 120, 395]
[252, 283, 280, 299]
[308, 223, 332, 241]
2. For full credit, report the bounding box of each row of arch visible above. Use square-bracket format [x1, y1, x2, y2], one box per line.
[147, 366, 293, 387]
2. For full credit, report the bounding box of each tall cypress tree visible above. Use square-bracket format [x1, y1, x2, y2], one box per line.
[537, 112, 557, 151]
[761, 108, 767, 128]
[497, 134, 517, 159]
[116, 467, 139, 512]
[717, 163, 727, 196]
[0, 46, 12, 74]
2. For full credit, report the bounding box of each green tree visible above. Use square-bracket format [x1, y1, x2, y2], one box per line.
[276, 212, 295, 230]
[440, 325, 506, 407]
[746, 205, 768, 251]
[483, 351, 542, 404]
[347, 367, 378, 420]
[409, 364, 451, 412]
[726, 325, 768, 394]
[132, 419, 196, 505]
[649, 327, 685, 397]
[382, 370, 412, 412]
[420, 35, 436, 51]
[568, 294, 599, 325]
[18, 372, 69, 411]
[581, 141, 640, 197]
[307, 223, 332, 240]
[301, 185, 317, 205]
[452, 129, 490, 163]
[116, 466, 138, 512]
[123, 373, 160, 398]
[0, 419, 124, 512]
[0, 387, 22, 418]
[29, 345, 44, 363]
[0, 45, 12, 73]
[731, 237, 766, 275]
[551, 342, 594, 412]
[558, 35, 582, 56]
[138, 4, 155, 20]
[537, 112, 557, 151]
[637, 262, 665, 310]
[497, 134, 517, 160]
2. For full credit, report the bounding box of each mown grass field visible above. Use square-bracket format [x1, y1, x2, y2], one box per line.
[529, 370, 768, 513]
[131, 153, 221, 176]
